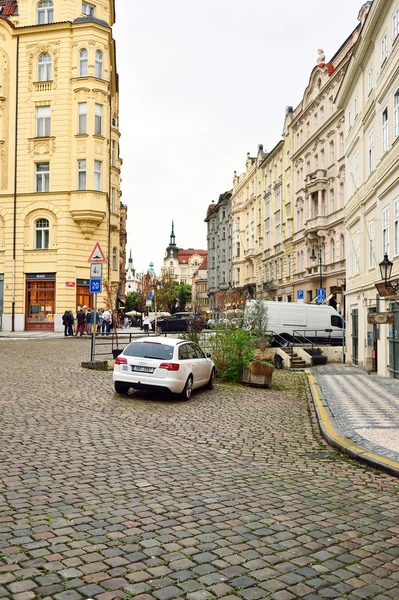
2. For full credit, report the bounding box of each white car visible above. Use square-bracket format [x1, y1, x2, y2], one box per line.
[113, 337, 216, 400]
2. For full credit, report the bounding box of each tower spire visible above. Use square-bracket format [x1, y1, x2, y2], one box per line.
[170, 220, 176, 246]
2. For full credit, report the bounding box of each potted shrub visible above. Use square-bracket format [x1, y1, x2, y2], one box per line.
[242, 359, 274, 388]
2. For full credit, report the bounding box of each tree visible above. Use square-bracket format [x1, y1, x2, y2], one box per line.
[125, 292, 138, 313]
[176, 282, 191, 311]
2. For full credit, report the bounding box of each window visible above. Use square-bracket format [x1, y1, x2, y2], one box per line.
[349, 160, 354, 196]
[78, 159, 86, 190]
[354, 233, 360, 275]
[368, 130, 374, 175]
[320, 149, 325, 168]
[354, 151, 360, 188]
[35, 162, 49, 192]
[381, 31, 388, 63]
[95, 104, 103, 135]
[367, 68, 373, 95]
[393, 5, 399, 40]
[35, 218, 49, 249]
[329, 140, 335, 164]
[369, 221, 375, 268]
[395, 200, 399, 256]
[36, 106, 50, 137]
[320, 106, 324, 124]
[112, 247, 117, 271]
[383, 207, 390, 255]
[111, 187, 115, 212]
[382, 107, 388, 153]
[79, 49, 88, 77]
[94, 160, 102, 190]
[286, 255, 291, 277]
[395, 90, 399, 138]
[37, 53, 52, 81]
[78, 102, 87, 134]
[236, 242, 240, 258]
[82, 1, 95, 16]
[330, 239, 335, 263]
[339, 132, 344, 157]
[329, 188, 335, 213]
[340, 234, 345, 260]
[348, 106, 353, 129]
[354, 95, 358, 117]
[95, 50, 103, 78]
[37, 1, 53, 24]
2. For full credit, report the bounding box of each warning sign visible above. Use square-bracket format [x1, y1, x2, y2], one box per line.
[88, 242, 107, 263]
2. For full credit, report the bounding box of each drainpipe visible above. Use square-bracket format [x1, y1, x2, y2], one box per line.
[108, 66, 112, 284]
[12, 35, 20, 332]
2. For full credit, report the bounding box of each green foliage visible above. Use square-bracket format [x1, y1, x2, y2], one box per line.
[125, 292, 139, 313]
[208, 328, 256, 382]
[176, 282, 192, 311]
[243, 299, 269, 337]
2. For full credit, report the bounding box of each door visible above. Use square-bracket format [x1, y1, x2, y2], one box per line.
[26, 278, 55, 331]
[389, 304, 399, 379]
[0, 274, 3, 331]
[186, 343, 201, 387]
[351, 309, 359, 365]
[191, 343, 210, 384]
[76, 284, 93, 311]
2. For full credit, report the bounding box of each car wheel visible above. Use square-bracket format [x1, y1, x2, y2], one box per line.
[206, 368, 215, 390]
[114, 381, 130, 395]
[179, 375, 193, 401]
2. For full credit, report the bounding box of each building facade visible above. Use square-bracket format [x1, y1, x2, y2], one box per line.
[289, 30, 360, 312]
[337, 0, 399, 377]
[205, 191, 232, 316]
[125, 249, 141, 295]
[191, 257, 208, 314]
[162, 222, 207, 286]
[0, 0, 124, 331]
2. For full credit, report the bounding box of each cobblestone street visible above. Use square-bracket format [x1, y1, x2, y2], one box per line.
[1, 340, 399, 600]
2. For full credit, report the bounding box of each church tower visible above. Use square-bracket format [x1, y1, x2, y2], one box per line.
[165, 220, 179, 259]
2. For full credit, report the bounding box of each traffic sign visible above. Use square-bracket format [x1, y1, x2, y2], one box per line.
[317, 288, 326, 304]
[90, 278, 102, 294]
[90, 263, 103, 278]
[146, 291, 153, 301]
[297, 290, 304, 301]
[88, 242, 107, 263]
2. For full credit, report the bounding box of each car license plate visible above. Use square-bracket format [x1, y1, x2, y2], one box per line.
[132, 366, 154, 373]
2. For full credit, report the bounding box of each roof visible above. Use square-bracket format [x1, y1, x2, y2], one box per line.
[199, 256, 207, 270]
[0, 1, 17, 17]
[73, 15, 110, 28]
[177, 249, 207, 264]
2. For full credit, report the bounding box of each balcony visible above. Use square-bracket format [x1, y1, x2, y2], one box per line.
[244, 247, 256, 258]
[34, 81, 53, 92]
[70, 191, 107, 239]
[305, 169, 327, 191]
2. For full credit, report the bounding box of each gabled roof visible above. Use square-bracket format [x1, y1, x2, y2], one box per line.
[177, 249, 207, 264]
[0, 1, 18, 17]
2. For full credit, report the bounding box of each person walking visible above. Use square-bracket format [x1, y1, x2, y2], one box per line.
[86, 308, 93, 334]
[102, 308, 111, 335]
[143, 312, 151, 335]
[62, 310, 73, 337]
[76, 307, 86, 337]
[97, 308, 104, 333]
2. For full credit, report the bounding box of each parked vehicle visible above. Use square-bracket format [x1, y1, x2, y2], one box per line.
[153, 312, 204, 333]
[113, 337, 215, 400]
[244, 300, 345, 344]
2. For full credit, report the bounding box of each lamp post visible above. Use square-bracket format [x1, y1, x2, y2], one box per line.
[379, 253, 399, 295]
[310, 246, 326, 303]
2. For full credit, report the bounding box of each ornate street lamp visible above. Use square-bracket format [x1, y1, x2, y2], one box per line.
[310, 246, 325, 298]
[379, 253, 393, 286]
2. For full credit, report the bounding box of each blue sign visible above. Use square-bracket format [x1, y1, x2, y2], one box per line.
[146, 291, 153, 301]
[297, 290, 304, 300]
[317, 288, 326, 303]
[90, 278, 102, 294]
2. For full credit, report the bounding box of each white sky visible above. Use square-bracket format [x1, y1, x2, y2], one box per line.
[114, 0, 363, 274]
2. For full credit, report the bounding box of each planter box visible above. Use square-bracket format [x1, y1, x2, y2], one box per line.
[242, 366, 273, 388]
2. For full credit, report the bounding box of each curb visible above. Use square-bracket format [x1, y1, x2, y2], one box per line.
[306, 371, 399, 479]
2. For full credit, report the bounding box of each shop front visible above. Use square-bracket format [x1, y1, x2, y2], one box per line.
[76, 279, 93, 312]
[26, 273, 56, 331]
[389, 303, 399, 379]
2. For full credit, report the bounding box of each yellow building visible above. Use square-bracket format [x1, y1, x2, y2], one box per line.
[0, 0, 124, 332]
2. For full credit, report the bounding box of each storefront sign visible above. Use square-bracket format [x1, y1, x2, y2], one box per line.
[368, 312, 395, 325]
[77, 279, 90, 286]
[26, 273, 56, 280]
[65, 281, 76, 288]
[331, 286, 343, 294]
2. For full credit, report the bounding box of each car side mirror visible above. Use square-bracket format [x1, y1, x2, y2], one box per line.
[206, 353, 212, 358]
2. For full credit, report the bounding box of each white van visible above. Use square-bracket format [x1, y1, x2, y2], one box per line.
[245, 301, 345, 344]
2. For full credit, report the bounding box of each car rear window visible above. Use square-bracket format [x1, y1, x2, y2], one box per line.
[124, 342, 174, 360]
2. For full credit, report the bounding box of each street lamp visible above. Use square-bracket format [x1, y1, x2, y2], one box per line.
[379, 253, 393, 286]
[310, 246, 325, 301]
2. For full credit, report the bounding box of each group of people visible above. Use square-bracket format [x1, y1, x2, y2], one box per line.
[62, 306, 113, 337]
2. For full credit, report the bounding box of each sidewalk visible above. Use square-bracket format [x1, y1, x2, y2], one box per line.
[0, 327, 143, 339]
[308, 363, 399, 478]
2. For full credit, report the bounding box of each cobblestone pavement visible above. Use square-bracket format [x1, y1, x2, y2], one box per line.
[310, 364, 399, 463]
[1, 340, 399, 600]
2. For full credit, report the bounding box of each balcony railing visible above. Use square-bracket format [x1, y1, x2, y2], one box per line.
[34, 81, 53, 92]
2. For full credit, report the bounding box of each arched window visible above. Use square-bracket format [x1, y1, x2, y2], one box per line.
[35, 219, 49, 249]
[37, 1, 54, 24]
[38, 53, 52, 82]
[330, 238, 335, 263]
[340, 234, 345, 260]
[112, 247, 117, 271]
[79, 49, 88, 77]
[95, 50, 103, 79]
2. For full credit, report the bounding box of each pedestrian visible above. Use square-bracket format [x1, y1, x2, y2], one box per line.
[143, 312, 151, 335]
[97, 308, 103, 333]
[76, 307, 86, 337]
[86, 308, 93, 334]
[102, 308, 111, 335]
[120, 314, 125, 329]
[67, 311, 74, 336]
[82, 305, 88, 334]
[62, 310, 73, 337]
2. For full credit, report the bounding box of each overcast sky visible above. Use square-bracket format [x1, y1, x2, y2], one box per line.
[114, 0, 363, 274]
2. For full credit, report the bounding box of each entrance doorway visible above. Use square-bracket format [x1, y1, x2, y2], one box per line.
[389, 304, 399, 379]
[76, 279, 93, 312]
[26, 274, 56, 331]
[0, 274, 3, 331]
[351, 308, 359, 365]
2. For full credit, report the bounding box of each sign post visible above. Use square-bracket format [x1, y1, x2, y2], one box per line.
[297, 290, 304, 303]
[88, 242, 106, 361]
[317, 288, 326, 304]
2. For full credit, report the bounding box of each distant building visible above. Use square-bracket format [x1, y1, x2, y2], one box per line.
[162, 222, 207, 286]
[204, 191, 232, 316]
[125, 250, 141, 295]
[192, 256, 208, 314]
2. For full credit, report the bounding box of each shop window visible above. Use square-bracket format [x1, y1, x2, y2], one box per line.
[37, 53, 52, 81]
[35, 219, 49, 249]
[37, 1, 53, 24]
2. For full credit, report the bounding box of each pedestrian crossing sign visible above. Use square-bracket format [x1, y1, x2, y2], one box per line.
[88, 241, 107, 263]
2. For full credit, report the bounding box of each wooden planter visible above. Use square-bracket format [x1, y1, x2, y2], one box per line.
[242, 361, 273, 388]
